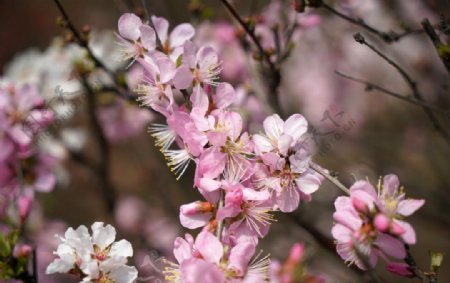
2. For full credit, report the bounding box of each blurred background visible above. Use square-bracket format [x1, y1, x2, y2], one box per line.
[0, 0, 449, 282]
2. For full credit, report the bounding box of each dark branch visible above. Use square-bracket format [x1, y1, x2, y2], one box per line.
[321, 2, 423, 43]
[354, 33, 450, 146]
[81, 75, 117, 214]
[218, 0, 284, 116]
[422, 18, 450, 75]
[335, 71, 450, 116]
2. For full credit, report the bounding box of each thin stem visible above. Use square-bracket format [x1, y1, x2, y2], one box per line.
[53, 0, 115, 77]
[422, 18, 450, 75]
[321, 2, 423, 43]
[218, 0, 274, 71]
[216, 189, 225, 240]
[310, 162, 350, 194]
[404, 245, 426, 282]
[81, 75, 117, 215]
[335, 71, 450, 116]
[218, 0, 284, 116]
[32, 248, 38, 283]
[354, 33, 450, 146]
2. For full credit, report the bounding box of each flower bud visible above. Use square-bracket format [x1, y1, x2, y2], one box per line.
[13, 244, 32, 258]
[390, 221, 406, 236]
[17, 195, 33, 222]
[386, 262, 414, 277]
[373, 213, 390, 232]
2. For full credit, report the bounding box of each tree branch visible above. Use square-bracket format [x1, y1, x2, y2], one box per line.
[335, 71, 450, 116]
[310, 162, 350, 194]
[354, 33, 450, 146]
[81, 75, 117, 215]
[421, 18, 450, 75]
[321, 2, 423, 43]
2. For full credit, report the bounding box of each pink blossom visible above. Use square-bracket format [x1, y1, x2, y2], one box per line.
[173, 41, 222, 88]
[117, 13, 156, 62]
[151, 15, 195, 60]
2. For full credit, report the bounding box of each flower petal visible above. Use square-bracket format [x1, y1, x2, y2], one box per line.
[118, 13, 142, 41]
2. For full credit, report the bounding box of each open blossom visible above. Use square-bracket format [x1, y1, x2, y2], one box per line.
[151, 15, 195, 60]
[164, 231, 270, 283]
[0, 83, 53, 148]
[135, 54, 177, 116]
[173, 41, 222, 89]
[332, 174, 424, 270]
[253, 114, 323, 212]
[116, 13, 157, 62]
[46, 222, 137, 283]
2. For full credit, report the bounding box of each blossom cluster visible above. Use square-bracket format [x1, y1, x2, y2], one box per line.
[0, 82, 56, 222]
[114, 11, 325, 282]
[332, 174, 424, 271]
[46, 222, 138, 283]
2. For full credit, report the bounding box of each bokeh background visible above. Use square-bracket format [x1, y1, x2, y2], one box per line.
[1, 0, 449, 282]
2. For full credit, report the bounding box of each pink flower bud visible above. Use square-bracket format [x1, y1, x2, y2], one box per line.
[390, 221, 406, 236]
[387, 262, 414, 277]
[351, 195, 369, 213]
[17, 195, 33, 222]
[13, 243, 32, 258]
[374, 213, 390, 232]
[287, 243, 304, 263]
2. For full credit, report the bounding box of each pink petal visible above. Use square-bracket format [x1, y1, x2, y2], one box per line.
[276, 187, 300, 212]
[350, 180, 377, 199]
[180, 210, 212, 229]
[228, 241, 256, 276]
[170, 23, 195, 48]
[195, 231, 223, 264]
[139, 25, 156, 50]
[283, 114, 308, 141]
[383, 174, 400, 195]
[190, 85, 209, 114]
[118, 13, 143, 41]
[253, 134, 274, 154]
[180, 258, 226, 283]
[263, 114, 284, 141]
[397, 199, 425, 217]
[375, 233, 406, 259]
[394, 220, 417, 245]
[151, 16, 169, 43]
[174, 236, 194, 263]
[34, 170, 56, 192]
[196, 46, 219, 70]
[277, 134, 293, 156]
[331, 223, 352, 242]
[173, 65, 193, 90]
[157, 57, 176, 83]
[295, 169, 323, 195]
[333, 210, 362, 231]
[213, 83, 235, 109]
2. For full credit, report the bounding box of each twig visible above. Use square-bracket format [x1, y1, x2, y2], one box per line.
[404, 245, 426, 282]
[321, 2, 423, 43]
[216, 190, 225, 240]
[53, 0, 115, 77]
[81, 75, 117, 214]
[310, 162, 350, 194]
[422, 18, 450, 75]
[218, 0, 284, 116]
[354, 33, 450, 146]
[32, 248, 38, 283]
[219, 0, 274, 71]
[335, 71, 450, 116]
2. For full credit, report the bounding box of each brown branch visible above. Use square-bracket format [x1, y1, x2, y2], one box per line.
[422, 18, 450, 75]
[310, 162, 350, 194]
[81, 75, 117, 215]
[354, 33, 450, 146]
[321, 2, 423, 43]
[218, 0, 284, 116]
[335, 71, 450, 116]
